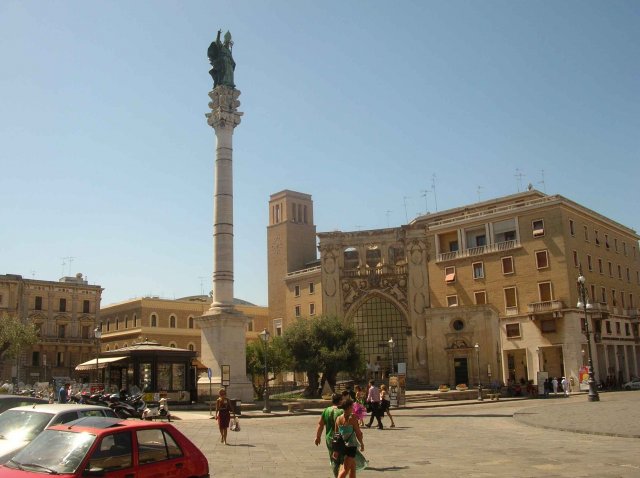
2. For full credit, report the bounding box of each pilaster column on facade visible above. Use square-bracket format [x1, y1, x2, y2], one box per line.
[458, 229, 465, 251]
[487, 222, 495, 245]
[513, 216, 521, 242]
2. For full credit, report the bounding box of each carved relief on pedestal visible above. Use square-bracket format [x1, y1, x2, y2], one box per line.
[206, 86, 243, 130]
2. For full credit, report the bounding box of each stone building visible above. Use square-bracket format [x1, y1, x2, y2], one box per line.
[0, 273, 103, 384]
[268, 189, 640, 388]
[99, 296, 269, 355]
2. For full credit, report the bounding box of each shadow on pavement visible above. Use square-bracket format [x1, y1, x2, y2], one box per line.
[228, 443, 256, 447]
[365, 465, 411, 472]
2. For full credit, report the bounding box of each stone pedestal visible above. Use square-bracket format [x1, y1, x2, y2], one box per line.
[197, 85, 253, 402]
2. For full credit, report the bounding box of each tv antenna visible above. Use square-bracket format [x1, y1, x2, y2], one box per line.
[403, 197, 410, 223]
[538, 169, 547, 193]
[477, 186, 484, 202]
[198, 276, 207, 296]
[385, 210, 392, 228]
[431, 174, 439, 211]
[514, 169, 525, 192]
[61, 256, 75, 277]
[421, 189, 430, 215]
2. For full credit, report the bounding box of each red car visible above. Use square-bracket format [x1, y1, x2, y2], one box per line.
[0, 417, 209, 478]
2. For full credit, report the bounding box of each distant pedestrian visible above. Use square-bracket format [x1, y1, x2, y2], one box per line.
[58, 383, 70, 403]
[561, 377, 570, 397]
[365, 380, 384, 429]
[373, 362, 380, 380]
[543, 378, 551, 398]
[379, 384, 396, 428]
[355, 385, 366, 426]
[315, 393, 344, 478]
[215, 388, 234, 445]
[552, 377, 559, 395]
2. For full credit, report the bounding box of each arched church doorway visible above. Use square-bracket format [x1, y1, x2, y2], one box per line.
[351, 295, 408, 377]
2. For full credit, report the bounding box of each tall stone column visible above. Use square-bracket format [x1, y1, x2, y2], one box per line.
[197, 85, 253, 402]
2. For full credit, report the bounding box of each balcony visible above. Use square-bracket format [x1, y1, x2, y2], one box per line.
[527, 300, 564, 314]
[437, 239, 521, 263]
[342, 264, 407, 278]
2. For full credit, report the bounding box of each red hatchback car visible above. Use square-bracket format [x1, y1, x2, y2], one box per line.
[0, 417, 209, 478]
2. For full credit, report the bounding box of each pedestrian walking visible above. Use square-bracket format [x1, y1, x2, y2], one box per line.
[354, 385, 366, 427]
[561, 377, 570, 397]
[365, 379, 384, 429]
[58, 383, 70, 403]
[315, 393, 344, 478]
[552, 377, 559, 396]
[214, 388, 235, 445]
[379, 384, 396, 428]
[333, 399, 364, 478]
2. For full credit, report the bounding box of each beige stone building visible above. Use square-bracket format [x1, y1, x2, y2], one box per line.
[269, 189, 640, 388]
[0, 273, 103, 384]
[99, 296, 269, 354]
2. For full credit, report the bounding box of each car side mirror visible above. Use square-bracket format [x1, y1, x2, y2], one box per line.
[83, 467, 105, 477]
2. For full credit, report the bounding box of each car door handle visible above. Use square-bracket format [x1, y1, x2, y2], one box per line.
[175, 462, 184, 469]
[125, 474, 135, 478]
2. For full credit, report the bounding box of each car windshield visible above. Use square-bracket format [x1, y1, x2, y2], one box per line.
[0, 410, 53, 442]
[8, 429, 96, 474]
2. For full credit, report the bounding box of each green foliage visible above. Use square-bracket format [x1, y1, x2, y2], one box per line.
[283, 316, 363, 397]
[0, 313, 38, 359]
[246, 336, 292, 398]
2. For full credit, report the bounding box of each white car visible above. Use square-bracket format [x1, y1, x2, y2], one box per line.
[0, 403, 116, 464]
[623, 378, 640, 391]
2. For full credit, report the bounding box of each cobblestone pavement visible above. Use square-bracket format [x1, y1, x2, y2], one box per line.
[172, 391, 640, 477]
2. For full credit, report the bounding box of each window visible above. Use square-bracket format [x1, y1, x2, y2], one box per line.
[611, 289, 617, 306]
[625, 323, 631, 336]
[188, 344, 195, 351]
[605, 234, 610, 250]
[274, 319, 283, 337]
[538, 282, 552, 302]
[115, 318, 119, 331]
[623, 242, 627, 255]
[89, 432, 133, 471]
[615, 322, 621, 334]
[614, 238, 618, 252]
[587, 255, 592, 271]
[501, 256, 514, 274]
[449, 240, 459, 252]
[82, 325, 90, 339]
[627, 268, 631, 282]
[309, 303, 316, 316]
[83, 300, 90, 313]
[134, 314, 138, 327]
[617, 265, 622, 279]
[506, 323, 521, 338]
[247, 320, 253, 332]
[309, 282, 315, 294]
[608, 262, 613, 277]
[124, 316, 128, 328]
[59, 298, 67, 312]
[35, 296, 42, 310]
[56, 352, 64, 366]
[294, 305, 301, 317]
[572, 251, 579, 268]
[169, 342, 176, 348]
[106, 320, 110, 332]
[630, 293, 634, 308]
[621, 292, 625, 308]
[605, 321, 612, 334]
[452, 319, 465, 331]
[474, 291, 487, 305]
[188, 316, 194, 329]
[601, 287, 607, 304]
[532, 219, 544, 237]
[445, 266, 456, 283]
[584, 226, 589, 241]
[472, 262, 484, 279]
[58, 324, 65, 338]
[294, 285, 300, 297]
[595, 230, 600, 246]
[569, 219, 575, 236]
[169, 315, 177, 328]
[32, 351, 40, 367]
[446, 295, 458, 307]
[151, 314, 157, 327]
[137, 429, 183, 464]
[598, 258, 603, 274]
[535, 250, 549, 269]
[504, 287, 518, 312]
[541, 319, 557, 333]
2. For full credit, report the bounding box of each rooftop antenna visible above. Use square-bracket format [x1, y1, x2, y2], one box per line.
[514, 169, 525, 192]
[477, 186, 484, 202]
[421, 189, 430, 215]
[538, 169, 547, 193]
[30, 270, 36, 279]
[198, 276, 206, 296]
[431, 174, 439, 211]
[403, 197, 410, 223]
[385, 210, 392, 228]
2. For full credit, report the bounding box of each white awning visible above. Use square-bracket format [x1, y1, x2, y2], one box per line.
[75, 356, 127, 371]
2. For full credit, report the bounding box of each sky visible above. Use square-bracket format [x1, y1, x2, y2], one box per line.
[1, 1, 638, 307]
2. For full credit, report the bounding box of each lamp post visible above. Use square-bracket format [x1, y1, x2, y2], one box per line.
[577, 266, 599, 402]
[94, 323, 102, 386]
[259, 329, 271, 413]
[474, 343, 483, 401]
[388, 337, 395, 376]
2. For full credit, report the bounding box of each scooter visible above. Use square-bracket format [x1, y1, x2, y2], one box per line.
[109, 393, 146, 419]
[142, 397, 171, 422]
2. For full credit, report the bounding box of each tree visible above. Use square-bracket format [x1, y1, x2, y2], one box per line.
[0, 313, 38, 360]
[246, 335, 292, 398]
[283, 316, 363, 398]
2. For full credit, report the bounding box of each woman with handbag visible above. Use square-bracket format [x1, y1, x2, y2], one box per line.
[215, 388, 235, 445]
[332, 399, 364, 478]
[315, 393, 344, 478]
[379, 384, 396, 428]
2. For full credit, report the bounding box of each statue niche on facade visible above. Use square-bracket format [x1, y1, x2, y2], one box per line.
[208, 30, 235, 88]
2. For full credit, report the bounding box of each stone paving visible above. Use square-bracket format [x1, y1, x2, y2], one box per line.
[171, 391, 640, 477]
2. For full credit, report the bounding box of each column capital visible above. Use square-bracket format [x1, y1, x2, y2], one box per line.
[206, 86, 243, 130]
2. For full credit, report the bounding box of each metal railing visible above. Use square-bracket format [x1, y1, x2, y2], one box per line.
[527, 300, 564, 314]
[437, 240, 520, 262]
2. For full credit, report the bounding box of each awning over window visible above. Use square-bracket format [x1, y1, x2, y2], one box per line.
[191, 358, 208, 370]
[75, 356, 127, 371]
[445, 272, 456, 282]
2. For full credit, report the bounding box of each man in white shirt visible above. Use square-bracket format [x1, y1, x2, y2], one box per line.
[365, 379, 384, 429]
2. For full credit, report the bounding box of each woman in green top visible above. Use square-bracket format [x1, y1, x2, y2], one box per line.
[333, 398, 364, 478]
[315, 393, 344, 478]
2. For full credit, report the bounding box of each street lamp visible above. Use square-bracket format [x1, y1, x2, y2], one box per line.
[388, 337, 395, 376]
[577, 266, 599, 402]
[94, 323, 102, 386]
[259, 329, 271, 413]
[474, 343, 483, 401]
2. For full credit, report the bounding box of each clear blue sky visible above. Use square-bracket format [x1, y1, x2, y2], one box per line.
[2, 1, 638, 307]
